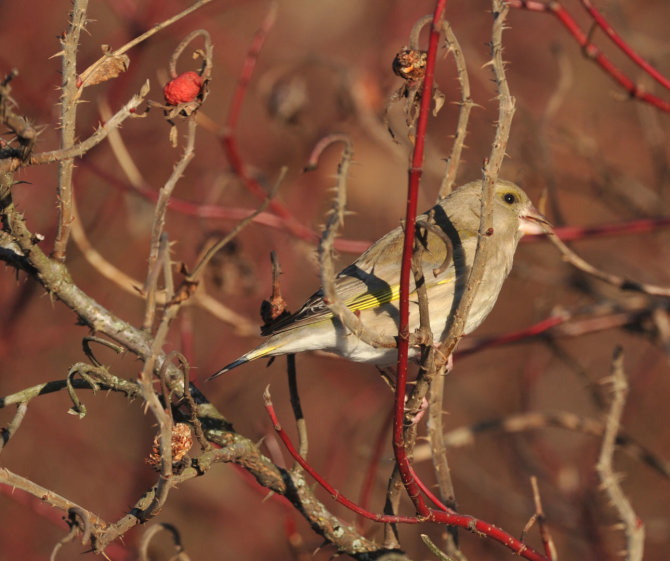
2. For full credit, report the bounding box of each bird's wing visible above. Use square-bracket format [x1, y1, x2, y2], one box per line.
[261, 259, 400, 336]
[262, 216, 463, 336]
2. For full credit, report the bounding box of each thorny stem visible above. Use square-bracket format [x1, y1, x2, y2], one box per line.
[53, 0, 89, 261]
[437, 19, 474, 199]
[26, 83, 151, 167]
[76, 0, 215, 95]
[143, 116, 197, 331]
[596, 347, 645, 561]
[437, 0, 516, 361]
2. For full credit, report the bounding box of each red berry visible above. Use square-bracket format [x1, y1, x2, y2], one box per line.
[163, 71, 203, 105]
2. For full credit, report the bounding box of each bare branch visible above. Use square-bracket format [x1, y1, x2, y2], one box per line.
[596, 347, 645, 561]
[547, 229, 670, 297]
[438, 20, 474, 198]
[30, 82, 150, 166]
[53, 0, 90, 261]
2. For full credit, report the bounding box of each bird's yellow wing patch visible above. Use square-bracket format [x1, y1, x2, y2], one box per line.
[345, 285, 398, 311]
[344, 274, 455, 312]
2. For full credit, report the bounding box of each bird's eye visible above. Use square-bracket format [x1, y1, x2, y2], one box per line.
[503, 192, 516, 204]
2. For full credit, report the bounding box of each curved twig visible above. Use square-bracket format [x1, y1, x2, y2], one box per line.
[139, 523, 191, 561]
[66, 364, 101, 418]
[82, 335, 125, 367]
[168, 29, 213, 80]
[0, 402, 28, 455]
[437, 19, 475, 198]
[316, 134, 397, 350]
[547, 228, 670, 297]
[49, 507, 93, 561]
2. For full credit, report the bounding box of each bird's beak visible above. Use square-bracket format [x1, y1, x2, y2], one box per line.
[519, 205, 551, 235]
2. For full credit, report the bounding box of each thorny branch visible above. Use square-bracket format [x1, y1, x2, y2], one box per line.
[29, 83, 151, 166]
[53, 0, 90, 261]
[596, 348, 645, 561]
[389, 0, 517, 527]
[436, 0, 516, 363]
[139, 523, 191, 561]
[437, 19, 474, 199]
[392, 0, 446, 521]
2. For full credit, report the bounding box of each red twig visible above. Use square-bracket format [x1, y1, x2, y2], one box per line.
[456, 315, 568, 357]
[579, 0, 670, 92]
[85, 149, 670, 253]
[263, 387, 420, 525]
[393, 0, 447, 517]
[524, 216, 670, 243]
[219, 3, 322, 242]
[264, 387, 549, 560]
[506, 1, 670, 113]
[80, 160, 371, 254]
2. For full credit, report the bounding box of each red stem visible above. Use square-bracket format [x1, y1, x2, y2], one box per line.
[393, 0, 447, 517]
[456, 315, 568, 357]
[579, 0, 670, 92]
[80, 160, 371, 254]
[264, 394, 420, 525]
[85, 157, 670, 252]
[506, 0, 670, 112]
[524, 216, 670, 243]
[220, 3, 324, 242]
[265, 392, 549, 560]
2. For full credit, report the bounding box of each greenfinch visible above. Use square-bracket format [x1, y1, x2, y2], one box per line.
[210, 180, 548, 378]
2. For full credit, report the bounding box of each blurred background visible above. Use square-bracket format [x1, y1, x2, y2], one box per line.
[0, 0, 669, 559]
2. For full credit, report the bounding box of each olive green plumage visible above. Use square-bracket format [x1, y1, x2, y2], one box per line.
[211, 180, 548, 378]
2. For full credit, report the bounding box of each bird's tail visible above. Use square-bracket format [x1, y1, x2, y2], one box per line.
[208, 341, 280, 380]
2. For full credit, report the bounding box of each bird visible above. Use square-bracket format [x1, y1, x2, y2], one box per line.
[209, 180, 549, 379]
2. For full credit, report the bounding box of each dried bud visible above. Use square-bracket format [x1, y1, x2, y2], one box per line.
[146, 423, 193, 469]
[163, 71, 203, 105]
[392, 49, 427, 82]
